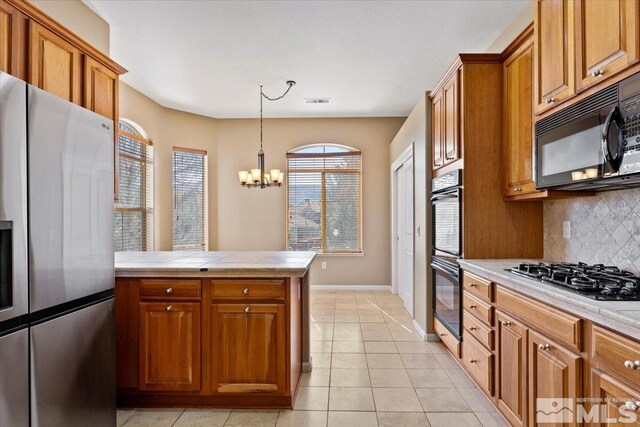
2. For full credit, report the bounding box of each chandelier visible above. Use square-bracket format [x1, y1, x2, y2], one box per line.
[238, 80, 296, 188]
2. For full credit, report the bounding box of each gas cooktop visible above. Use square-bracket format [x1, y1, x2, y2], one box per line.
[508, 262, 640, 301]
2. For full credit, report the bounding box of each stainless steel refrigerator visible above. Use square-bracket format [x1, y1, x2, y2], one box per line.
[0, 71, 116, 426]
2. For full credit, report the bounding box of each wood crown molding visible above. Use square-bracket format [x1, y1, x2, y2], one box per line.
[501, 23, 534, 60]
[7, 0, 127, 75]
[429, 53, 503, 98]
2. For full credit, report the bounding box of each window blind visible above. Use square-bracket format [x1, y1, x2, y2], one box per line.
[172, 147, 208, 251]
[114, 121, 153, 251]
[287, 147, 362, 253]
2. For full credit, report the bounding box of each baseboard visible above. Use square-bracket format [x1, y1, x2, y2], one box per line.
[310, 284, 392, 292]
[412, 319, 427, 341]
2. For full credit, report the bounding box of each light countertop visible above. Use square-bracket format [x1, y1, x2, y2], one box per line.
[115, 251, 316, 278]
[459, 259, 640, 341]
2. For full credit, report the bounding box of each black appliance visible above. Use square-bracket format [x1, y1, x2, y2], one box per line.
[535, 71, 640, 191]
[431, 170, 462, 339]
[509, 262, 640, 301]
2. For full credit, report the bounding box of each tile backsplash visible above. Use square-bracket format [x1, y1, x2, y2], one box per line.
[544, 189, 640, 274]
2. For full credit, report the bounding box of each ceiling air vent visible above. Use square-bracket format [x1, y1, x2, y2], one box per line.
[305, 98, 331, 104]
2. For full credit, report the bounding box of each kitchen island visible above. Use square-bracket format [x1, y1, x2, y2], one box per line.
[114, 251, 315, 408]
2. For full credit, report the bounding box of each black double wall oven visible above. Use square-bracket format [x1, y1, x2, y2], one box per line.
[431, 170, 462, 340]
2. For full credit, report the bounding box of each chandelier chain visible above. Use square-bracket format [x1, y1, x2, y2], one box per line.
[259, 82, 294, 152]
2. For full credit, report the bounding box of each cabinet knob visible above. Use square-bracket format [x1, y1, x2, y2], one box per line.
[624, 360, 640, 370]
[469, 304, 477, 309]
[544, 97, 556, 104]
[502, 320, 512, 326]
[165, 305, 173, 312]
[165, 287, 173, 294]
[245, 306, 250, 313]
[469, 326, 478, 331]
[625, 401, 640, 411]
[243, 288, 249, 295]
[538, 343, 550, 351]
[469, 283, 478, 288]
[591, 69, 604, 77]
[514, 187, 522, 192]
[439, 333, 446, 337]
[468, 359, 477, 364]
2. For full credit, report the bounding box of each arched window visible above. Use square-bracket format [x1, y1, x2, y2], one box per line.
[115, 119, 154, 251]
[286, 144, 362, 253]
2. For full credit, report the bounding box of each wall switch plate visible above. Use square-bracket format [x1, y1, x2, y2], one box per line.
[563, 221, 571, 239]
[321, 261, 327, 269]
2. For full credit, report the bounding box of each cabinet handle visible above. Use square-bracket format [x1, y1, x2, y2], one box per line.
[502, 320, 512, 326]
[625, 401, 640, 411]
[544, 97, 556, 104]
[469, 304, 477, 309]
[245, 306, 250, 313]
[439, 333, 447, 337]
[469, 326, 478, 331]
[165, 305, 173, 312]
[624, 360, 640, 370]
[165, 287, 173, 294]
[243, 288, 249, 295]
[591, 69, 604, 77]
[538, 343, 550, 351]
[469, 283, 478, 288]
[514, 187, 522, 193]
[468, 359, 477, 364]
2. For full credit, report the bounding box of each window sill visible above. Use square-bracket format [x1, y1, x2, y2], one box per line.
[315, 252, 365, 257]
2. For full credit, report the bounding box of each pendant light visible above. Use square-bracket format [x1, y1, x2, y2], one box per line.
[238, 80, 296, 188]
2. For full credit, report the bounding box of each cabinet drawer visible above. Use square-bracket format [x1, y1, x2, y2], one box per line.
[463, 333, 494, 395]
[496, 286, 582, 352]
[434, 317, 460, 357]
[592, 326, 640, 390]
[463, 291, 493, 327]
[462, 271, 493, 302]
[463, 311, 494, 351]
[139, 279, 201, 300]
[211, 280, 285, 301]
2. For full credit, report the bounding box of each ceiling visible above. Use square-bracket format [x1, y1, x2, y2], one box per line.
[85, 0, 528, 119]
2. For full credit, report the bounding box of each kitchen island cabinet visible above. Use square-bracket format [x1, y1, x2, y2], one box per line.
[114, 251, 314, 409]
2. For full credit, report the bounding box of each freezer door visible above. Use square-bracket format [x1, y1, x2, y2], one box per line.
[0, 328, 29, 427]
[0, 72, 28, 322]
[28, 86, 114, 312]
[31, 298, 116, 427]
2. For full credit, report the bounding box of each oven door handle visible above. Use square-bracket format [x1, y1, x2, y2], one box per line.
[430, 188, 459, 202]
[431, 260, 459, 278]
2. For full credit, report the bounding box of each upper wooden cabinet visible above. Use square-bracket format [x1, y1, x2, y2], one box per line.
[431, 69, 460, 171]
[504, 28, 536, 198]
[0, 1, 26, 79]
[575, 0, 640, 91]
[211, 303, 286, 394]
[29, 21, 82, 105]
[534, 0, 575, 114]
[84, 56, 118, 121]
[431, 91, 444, 169]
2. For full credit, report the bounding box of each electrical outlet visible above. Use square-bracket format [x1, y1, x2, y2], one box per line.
[321, 261, 327, 270]
[563, 221, 571, 239]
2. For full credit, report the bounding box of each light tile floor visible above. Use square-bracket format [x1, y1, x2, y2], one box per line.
[117, 290, 509, 427]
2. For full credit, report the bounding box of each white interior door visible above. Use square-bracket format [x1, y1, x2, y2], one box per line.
[395, 156, 414, 315]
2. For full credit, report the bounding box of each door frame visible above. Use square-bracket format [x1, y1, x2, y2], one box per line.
[391, 143, 414, 317]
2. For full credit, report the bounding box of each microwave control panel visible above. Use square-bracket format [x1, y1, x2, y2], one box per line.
[621, 93, 640, 175]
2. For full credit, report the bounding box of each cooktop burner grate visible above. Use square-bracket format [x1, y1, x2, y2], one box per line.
[507, 262, 640, 301]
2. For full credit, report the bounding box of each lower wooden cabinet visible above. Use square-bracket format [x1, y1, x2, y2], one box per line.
[211, 303, 286, 394]
[528, 329, 582, 427]
[496, 310, 527, 427]
[592, 370, 640, 426]
[139, 301, 201, 392]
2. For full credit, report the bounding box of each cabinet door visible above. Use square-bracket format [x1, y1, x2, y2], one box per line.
[0, 1, 26, 79]
[504, 37, 537, 197]
[496, 310, 527, 427]
[443, 72, 459, 164]
[431, 90, 444, 170]
[29, 21, 81, 104]
[211, 303, 286, 394]
[528, 329, 582, 427]
[575, 0, 640, 91]
[592, 370, 640, 426]
[84, 56, 118, 121]
[534, 0, 575, 113]
[139, 302, 201, 391]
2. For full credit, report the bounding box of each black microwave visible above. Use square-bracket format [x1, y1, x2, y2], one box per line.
[535, 72, 640, 191]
